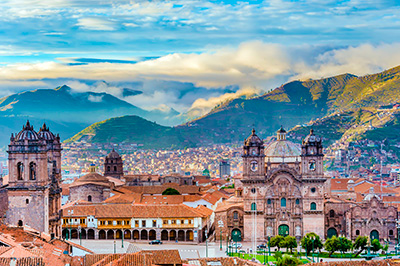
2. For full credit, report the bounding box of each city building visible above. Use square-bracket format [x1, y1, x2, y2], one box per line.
[219, 159, 230, 178]
[5, 121, 62, 237]
[104, 149, 124, 178]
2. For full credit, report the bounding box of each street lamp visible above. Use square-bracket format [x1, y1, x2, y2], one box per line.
[78, 225, 81, 246]
[218, 220, 224, 251]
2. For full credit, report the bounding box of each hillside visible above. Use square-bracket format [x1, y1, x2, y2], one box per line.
[66, 115, 191, 149]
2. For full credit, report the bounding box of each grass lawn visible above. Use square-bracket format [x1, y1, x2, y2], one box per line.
[229, 252, 310, 264]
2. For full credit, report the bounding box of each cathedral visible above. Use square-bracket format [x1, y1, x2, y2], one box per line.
[216, 127, 327, 242]
[5, 121, 62, 238]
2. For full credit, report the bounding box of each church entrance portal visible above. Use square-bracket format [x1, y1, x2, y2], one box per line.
[231, 229, 242, 242]
[370, 230, 379, 240]
[327, 228, 337, 239]
[278, 224, 289, 237]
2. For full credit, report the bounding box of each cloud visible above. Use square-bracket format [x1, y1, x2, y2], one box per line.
[76, 17, 117, 31]
[88, 94, 103, 102]
[1, 41, 400, 115]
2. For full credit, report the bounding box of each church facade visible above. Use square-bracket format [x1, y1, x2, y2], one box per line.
[237, 128, 326, 242]
[5, 121, 62, 238]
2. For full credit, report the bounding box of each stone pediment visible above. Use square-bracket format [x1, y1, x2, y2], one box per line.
[266, 164, 302, 183]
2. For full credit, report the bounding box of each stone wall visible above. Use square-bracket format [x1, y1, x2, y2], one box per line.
[0, 188, 8, 219]
[70, 184, 108, 203]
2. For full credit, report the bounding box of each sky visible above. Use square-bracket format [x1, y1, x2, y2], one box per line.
[1, 0, 400, 116]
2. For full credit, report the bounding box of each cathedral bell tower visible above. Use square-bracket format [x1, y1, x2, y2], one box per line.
[301, 129, 324, 178]
[6, 121, 62, 237]
[242, 129, 265, 179]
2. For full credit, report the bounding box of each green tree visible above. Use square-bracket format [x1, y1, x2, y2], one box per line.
[324, 235, 340, 257]
[275, 255, 301, 266]
[270, 235, 284, 251]
[283, 235, 298, 253]
[338, 236, 353, 256]
[300, 232, 323, 256]
[353, 236, 368, 257]
[371, 239, 382, 253]
[162, 188, 180, 195]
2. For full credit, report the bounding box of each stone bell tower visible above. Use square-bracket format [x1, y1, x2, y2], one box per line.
[6, 121, 62, 237]
[242, 129, 265, 179]
[300, 128, 326, 237]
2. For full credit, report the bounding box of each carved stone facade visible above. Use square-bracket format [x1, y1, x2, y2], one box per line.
[6, 122, 62, 237]
[325, 191, 397, 241]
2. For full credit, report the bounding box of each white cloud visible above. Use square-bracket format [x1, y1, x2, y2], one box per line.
[88, 94, 103, 102]
[76, 17, 117, 31]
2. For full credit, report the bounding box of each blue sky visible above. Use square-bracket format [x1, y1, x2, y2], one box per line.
[1, 0, 400, 115]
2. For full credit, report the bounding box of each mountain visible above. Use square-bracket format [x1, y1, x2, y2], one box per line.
[0, 85, 182, 146]
[66, 115, 190, 149]
[68, 65, 400, 148]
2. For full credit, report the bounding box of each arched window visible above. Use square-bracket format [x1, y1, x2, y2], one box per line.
[17, 162, 24, 180]
[281, 198, 286, 207]
[18, 220, 23, 227]
[251, 202, 257, 211]
[26, 199, 29, 204]
[329, 210, 335, 217]
[88, 195, 92, 202]
[233, 211, 238, 220]
[267, 199, 271, 205]
[114, 166, 117, 172]
[29, 162, 36, 180]
[107, 166, 111, 172]
[310, 202, 316, 210]
[356, 230, 360, 235]
[295, 199, 300, 205]
[389, 230, 394, 236]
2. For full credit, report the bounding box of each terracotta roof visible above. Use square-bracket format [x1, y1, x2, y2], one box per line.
[194, 205, 213, 217]
[141, 195, 184, 205]
[124, 184, 201, 195]
[96, 204, 133, 218]
[70, 172, 112, 188]
[131, 204, 207, 218]
[63, 204, 96, 217]
[106, 176, 125, 187]
[104, 193, 142, 204]
[353, 182, 374, 193]
[140, 250, 182, 265]
[330, 178, 352, 191]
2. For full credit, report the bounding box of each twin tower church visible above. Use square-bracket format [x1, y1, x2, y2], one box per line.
[238, 127, 326, 240]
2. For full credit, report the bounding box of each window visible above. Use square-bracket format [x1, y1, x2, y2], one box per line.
[171, 220, 176, 224]
[181, 219, 184, 224]
[390, 230, 394, 236]
[356, 230, 360, 235]
[26, 199, 29, 204]
[17, 162, 24, 180]
[163, 220, 168, 225]
[153, 220, 157, 227]
[108, 220, 112, 225]
[18, 220, 23, 226]
[117, 221, 121, 225]
[251, 202, 257, 211]
[135, 220, 139, 227]
[188, 220, 192, 224]
[329, 210, 335, 218]
[88, 195, 92, 202]
[29, 162, 36, 180]
[126, 220, 130, 225]
[233, 211, 238, 220]
[281, 198, 286, 207]
[310, 202, 317, 210]
[142, 220, 146, 227]
[80, 219, 85, 224]
[311, 187, 316, 193]
[295, 199, 300, 205]
[267, 199, 271, 205]
[114, 166, 117, 171]
[251, 188, 256, 194]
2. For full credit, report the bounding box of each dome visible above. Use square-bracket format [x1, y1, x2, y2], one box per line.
[244, 129, 263, 146]
[70, 172, 111, 188]
[15, 121, 39, 141]
[264, 126, 301, 163]
[107, 149, 120, 158]
[38, 123, 55, 140]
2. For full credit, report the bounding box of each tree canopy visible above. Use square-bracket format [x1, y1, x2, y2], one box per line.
[162, 188, 181, 195]
[300, 232, 323, 255]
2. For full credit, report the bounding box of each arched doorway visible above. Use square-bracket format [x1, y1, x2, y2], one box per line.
[99, 230, 106, 239]
[169, 230, 177, 241]
[149, 230, 156, 240]
[278, 224, 289, 237]
[107, 230, 114, 239]
[71, 229, 78, 239]
[141, 230, 148, 240]
[124, 230, 131, 239]
[116, 229, 122, 239]
[62, 229, 68, 239]
[327, 228, 337, 239]
[370, 230, 379, 240]
[80, 229, 87, 239]
[161, 230, 168, 241]
[133, 230, 139, 240]
[186, 230, 194, 241]
[88, 229, 95, 239]
[231, 229, 242, 242]
[18, 220, 23, 227]
[178, 230, 185, 241]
